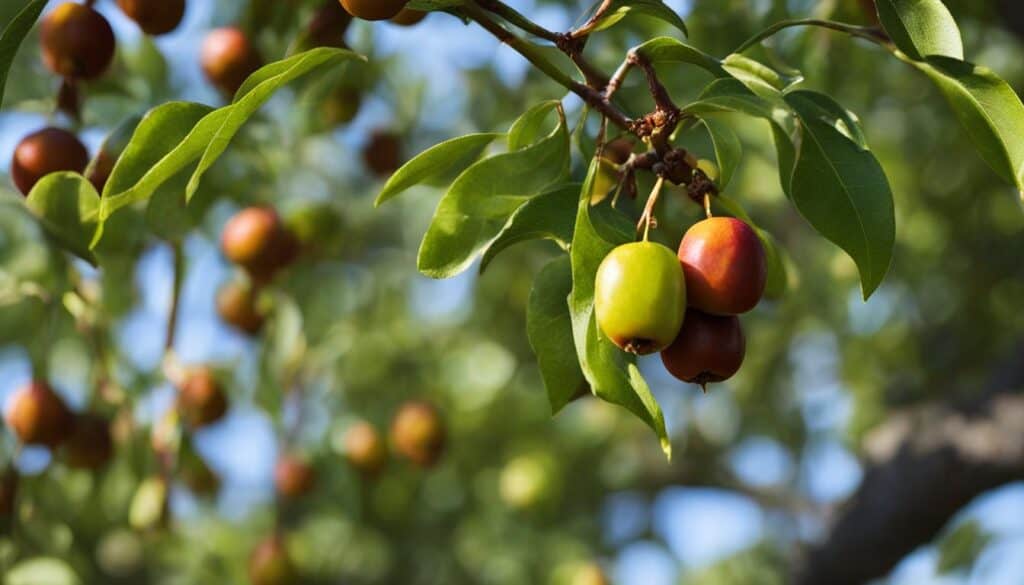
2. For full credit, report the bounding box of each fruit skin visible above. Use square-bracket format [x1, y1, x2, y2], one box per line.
[390, 401, 445, 468]
[216, 280, 265, 335]
[307, 0, 353, 48]
[40, 3, 116, 80]
[274, 455, 316, 499]
[220, 207, 297, 283]
[65, 413, 114, 470]
[201, 27, 263, 96]
[343, 421, 388, 477]
[117, 0, 185, 35]
[10, 128, 89, 195]
[677, 217, 767, 315]
[362, 130, 402, 177]
[4, 381, 74, 448]
[177, 368, 228, 428]
[391, 8, 426, 26]
[249, 535, 298, 585]
[594, 241, 687, 355]
[86, 148, 116, 194]
[341, 0, 408, 21]
[660, 308, 745, 386]
[322, 86, 362, 126]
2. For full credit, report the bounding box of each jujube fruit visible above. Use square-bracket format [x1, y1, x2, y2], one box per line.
[201, 27, 263, 96]
[660, 309, 745, 387]
[177, 368, 228, 428]
[86, 148, 117, 194]
[340, 0, 408, 21]
[362, 130, 403, 176]
[307, 1, 353, 48]
[249, 535, 297, 585]
[343, 421, 388, 477]
[391, 8, 427, 26]
[220, 207, 296, 282]
[40, 3, 116, 80]
[65, 413, 114, 470]
[594, 241, 687, 355]
[10, 127, 89, 195]
[390, 401, 445, 468]
[4, 381, 74, 448]
[216, 280, 265, 335]
[322, 86, 362, 126]
[677, 217, 766, 315]
[117, 0, 186, 35]
[274, 455, 315, 499]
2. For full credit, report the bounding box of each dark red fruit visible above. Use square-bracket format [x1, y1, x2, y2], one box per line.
[391, 8, 426, 26]
[40, 3, 116, 80]
[341, 0, 408, 21]
[307, 0, 353, 48]
[660, 309, 745, 388]
[201, 27, 263, 96]
[362, 130, 402, 177]
[343, 421, 387, 477]
[65, 413, 114, 470]
[220, 207, 297, 283]
[177, 368, 228, 428]
[4, 381, 74, 448]
[249, 535, 298, 585]
[117, 0, 185, 35]
[677, 217, 767, 315]
[390, 401, 445, 468]
[274, 455, 315, 499]
[86, 148, 116, 194]
[216, 280, 265, 335]
[10, 127, 89, 195]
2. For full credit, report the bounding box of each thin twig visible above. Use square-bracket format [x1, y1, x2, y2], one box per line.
[477, 0, 560, 42]
[568, 0, 616, 40]
[734, 18, 890, 54]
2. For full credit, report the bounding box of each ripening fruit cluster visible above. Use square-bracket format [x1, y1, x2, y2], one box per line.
[595, 211, 766, 389]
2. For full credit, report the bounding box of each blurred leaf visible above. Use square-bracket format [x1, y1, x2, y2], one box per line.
[588, 0, 688, 37]
[375, 133, 503, 206]
[528, 255, 585, 414]
[786, 90, 894, 299]
[0, 0, 45, 108]
[6, 557, 80, 585]
[936, 520, 990, 574]
[123, 35, 168, 92]
[480, 183, 579, 271]
[260, 293, 306, 413]
[633, 37, 726, 76]
[876, 0, 963, 61]
[699, 115, 741, 189]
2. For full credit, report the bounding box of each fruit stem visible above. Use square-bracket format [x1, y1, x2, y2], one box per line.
[703, 193, 713, 219]
[638, 176, 666, 241]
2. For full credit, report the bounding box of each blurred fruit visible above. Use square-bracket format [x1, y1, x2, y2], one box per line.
[499, 452, 560, 510]
[343, 421, 387, 477]
[216, 280, 265, 335]
[177, 368, 228, 428]
[249, 535, 298, 585]
[129, 476, 168, 531]
[307, 0, 353, 48]
[10, 127, 89, 195]
[661, 308, 745, 387]
[65, 413, 114, 470]
[221, 207, 297, 283]
[117, 0, 186, 35]
[40, 3, 116, 80]
[341, 0, 408, 21]
[594, 241, 686, 354]
[201, 27, 263, 96]
[286, 204, 343, 254]
[362, 130, 403, 176]
[390, 401, 445, 468]
[4, 381, 74, 448]
[677, 217, 766, 315]
[322, 86, 362, 126]
[391, 8, 427, 26]
[274, 454, 315, 499]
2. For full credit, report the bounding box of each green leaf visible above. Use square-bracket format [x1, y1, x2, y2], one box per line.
[375, 133, 503, 206]
[632, 37, 727, 76]
[480, 183, 579, 271]
[714, 195, 790, 299]
[876, 0, 963, 61]
[784, 89, 868, 148]
[915, 56, 1024, 196]
[936, 520, 990, 574]
[527, 256, 586, 414]
[721, 53, 802, 99]
[588, 0, 688, 37]
[6, 558, 80, 585]
[25, 173, 101, 265]
[568, 161, 670, 457]
[699, 115, 741, 190]
[417, 104, 570, 278]
[785, 90, 894, 299]
[508, 100, 563, 151]
[0, 0, 46, 108]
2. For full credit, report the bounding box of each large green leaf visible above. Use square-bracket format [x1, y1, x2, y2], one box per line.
[588, 0, 688, 37]
[916, 56, 1024, 196]
[876, 0, 963, 61]
[785, 91, 894, 299]
[375, 133, 503, 206]
[480, 183, 579, 271]
[417, 104, 570, 278]
[0, 0, 45, 108]
[632, 37, 726, 77]
[699, 115, 741, 190]
[568, 160, 670, 457]
[721, 53, 802, 99]
[527, 256, 586, 414]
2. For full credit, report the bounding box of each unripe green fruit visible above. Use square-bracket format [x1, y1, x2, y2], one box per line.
[594, 241, 686, 354]
[322, 86, 362, 126]
[341, 0, 408, 21]
[221, 207, 297, 283]
[677, 217, 766, 315]
[249, 535, 298, 585]
[362, 130, 403, 177]
[65, 413, 114, 470]
[274, 455, 316, 499]
[216, 280, 265, 335]
[499, 453, 559, 511]
[177, 368, 227, 428]
[390, 401, 445, 468]
[4, 381, 74, 448]
[117, 0, 185, 35]
[40, 3, 116, 80]
[391, 8, 427, 26]
[11, 127, 89, 195]
[660, 309, 745, 387]
[343, 421, 388, 477]
[201, 27, 263, 96]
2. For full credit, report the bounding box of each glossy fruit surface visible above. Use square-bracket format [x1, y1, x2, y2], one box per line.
[594, 241, 686, 354]
[221, 207, 295, 282]
[362, 130, 402, 176]
[340, 0, 408, 20]
[274, 455, 315, 498]
[390, 401, 445, 468]
[660, 309, 745, 386]
[65, 413, 114, 470]
[249, 536, 297, 585]
[391, 8, 426, 25]
[343, 421, 388, 476]
[678, 217, 767, 315]
[117, 0, 185, 35]
[40, 3, 116, 80]
[177, 368, 228, 428]
[10, 127, 89, 195]
[216, 280, 265, 335]
[4, 381, 73, 447]
[201, 27, 263, 96]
